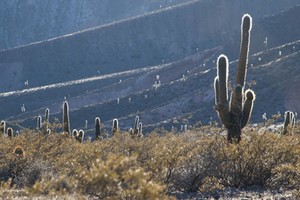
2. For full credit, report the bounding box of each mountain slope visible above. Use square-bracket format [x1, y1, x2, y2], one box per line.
[0, 0, 299, 93]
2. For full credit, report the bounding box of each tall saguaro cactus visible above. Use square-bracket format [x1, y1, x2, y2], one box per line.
[214, 14, 255, 143]
[63, 101, 71, 135]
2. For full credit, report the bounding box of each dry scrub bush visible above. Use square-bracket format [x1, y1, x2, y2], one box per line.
[76, 154, 170, 199]
[0, 125, 299, 198]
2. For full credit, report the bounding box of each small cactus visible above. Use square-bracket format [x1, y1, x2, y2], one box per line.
[43, 108, 50, 134]
[37, 115, 43, 129]
[72, 129, 79, 138]
[95, 117, 101, 140]
[138, 122, 143, 137]
[214, 14, 255, 143]
[282, 111, 296, 135]
[112, 118, 119, 134]
[134, 116, 139, 135]
[0, 120, 6, 135]
[77, 130, 85, 143]
[45, 108, 50, 123]
[62, 101, 71, 135]
[7, 127, 13, 139]
[129, 128, 134, 135]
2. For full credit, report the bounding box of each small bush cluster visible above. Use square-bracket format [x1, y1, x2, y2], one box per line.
[0, 125, 299, 198]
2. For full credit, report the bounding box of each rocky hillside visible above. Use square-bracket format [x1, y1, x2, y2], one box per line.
[0, 0, 187, 50]
[1, 1, 300, 136]
[1, 0, 300, 92]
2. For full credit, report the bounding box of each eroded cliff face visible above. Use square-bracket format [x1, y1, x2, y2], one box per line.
[0, 0, 187, 50]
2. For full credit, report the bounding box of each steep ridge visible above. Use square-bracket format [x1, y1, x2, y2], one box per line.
[0, 0, 188, 50]
[0, 0, 299, 92]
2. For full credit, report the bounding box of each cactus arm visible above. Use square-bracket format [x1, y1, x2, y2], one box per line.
[235, 14, 252, 87]
[217, 55, 229, 105]
[241, 90, 255, 128]
[214, 76, 220, 106]
[215, 55, 231, 128]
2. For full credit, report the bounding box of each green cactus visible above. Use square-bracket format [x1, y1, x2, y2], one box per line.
[0, 120, 6, 135]
[282, 111, 295, 135]
[95, 117, 101, 140]
[112, 118, 119, 134]
[62, 101, 71, 135]
[214, 14, 255, 143]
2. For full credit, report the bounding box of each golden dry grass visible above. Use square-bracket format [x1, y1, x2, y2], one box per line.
[0, 124, 299, 199]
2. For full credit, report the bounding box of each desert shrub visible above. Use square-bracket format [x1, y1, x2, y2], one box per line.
[76, 154, 170, 199]
[267, 164, 300, 190]
[212, 131, 300, 188]
[0, 125, 299, 198]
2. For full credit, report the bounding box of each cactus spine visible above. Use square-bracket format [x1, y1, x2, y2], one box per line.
[214, 14, 255, 143]
[63, 101, 71, 135]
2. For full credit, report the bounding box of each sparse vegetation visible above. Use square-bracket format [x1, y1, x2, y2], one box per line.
[0, 124, 299, 199]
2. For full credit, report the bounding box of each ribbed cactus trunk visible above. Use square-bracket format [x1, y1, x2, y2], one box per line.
[63, 101, 71, 135]
[214, 14, 255, 143]
[95, 117, 101, 140]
